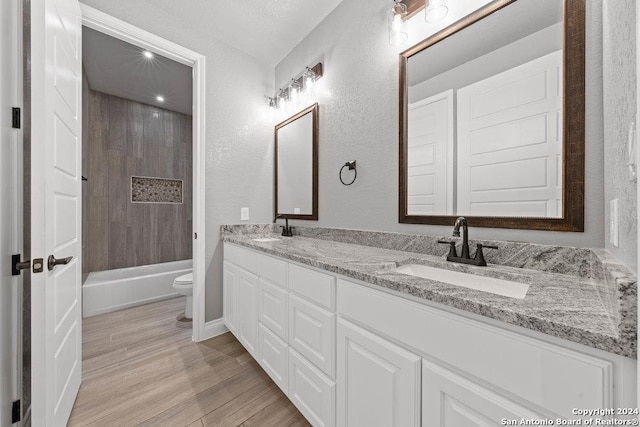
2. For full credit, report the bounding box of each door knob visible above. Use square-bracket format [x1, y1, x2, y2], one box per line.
[47, 255, 73, 271]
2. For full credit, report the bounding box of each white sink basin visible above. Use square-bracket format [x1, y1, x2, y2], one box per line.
[252, 237, 282, 243]
[392, 264, 529, 299]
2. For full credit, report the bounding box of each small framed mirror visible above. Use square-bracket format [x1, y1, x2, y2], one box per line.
[399, 0, 585, 231]
[275, 103, 319, 220]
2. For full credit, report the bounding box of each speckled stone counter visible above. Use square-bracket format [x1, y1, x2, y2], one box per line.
[221, 225, 637, 359]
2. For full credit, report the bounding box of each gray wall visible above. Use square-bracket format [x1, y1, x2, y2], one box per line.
[85, 89, 193, 272]
[80, 0, 275, 321]
[603, 0, 638, 272]
[275, 0, 605, 249]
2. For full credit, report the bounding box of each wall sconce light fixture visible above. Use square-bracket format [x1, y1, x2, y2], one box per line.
[388, 0, 450, 45]
[267, 62, 324, 109]
[389, 0, 408, 46]
[425, 0, 448, 22]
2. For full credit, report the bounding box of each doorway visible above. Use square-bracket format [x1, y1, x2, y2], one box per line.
[24, 2, 206, 424]
[80, 5, 207, 340]
[81, 26, 194, 323]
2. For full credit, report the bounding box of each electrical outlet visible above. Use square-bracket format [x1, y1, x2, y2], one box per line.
[609, 199, 619, 247]
[241, 207, 249, 221]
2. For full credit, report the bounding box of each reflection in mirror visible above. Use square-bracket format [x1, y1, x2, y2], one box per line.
[400, 0, 585, 231]
[275, 103, 318, 220]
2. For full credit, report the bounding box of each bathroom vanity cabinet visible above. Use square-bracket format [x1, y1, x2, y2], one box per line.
[223, 242, 636, 427]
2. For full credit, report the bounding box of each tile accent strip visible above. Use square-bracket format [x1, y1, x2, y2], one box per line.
[131, 176, 183, 204]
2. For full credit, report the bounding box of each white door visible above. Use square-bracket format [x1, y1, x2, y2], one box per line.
[457, 51, 562, 217]
[337, 318, 421, 427]
[30, 0, 83, 424]
[422, 359, 545, 426]
[407, 90, 454, 215]
[1, 0, 22, 424]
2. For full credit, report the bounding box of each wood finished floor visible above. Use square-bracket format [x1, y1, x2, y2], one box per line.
[69, 297, 310, 427]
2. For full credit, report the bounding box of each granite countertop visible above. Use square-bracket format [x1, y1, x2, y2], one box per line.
[222, 227, 636, 359]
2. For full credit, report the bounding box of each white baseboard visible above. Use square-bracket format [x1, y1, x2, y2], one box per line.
[199, 318, 228, 341]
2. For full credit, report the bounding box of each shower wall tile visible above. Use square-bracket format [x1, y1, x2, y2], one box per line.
[85, 90, 192, 272]
[88, 91, 109, 198]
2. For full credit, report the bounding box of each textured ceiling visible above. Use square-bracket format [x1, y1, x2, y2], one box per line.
[119, 0, 346, 66]
[83, 27, 193, 115]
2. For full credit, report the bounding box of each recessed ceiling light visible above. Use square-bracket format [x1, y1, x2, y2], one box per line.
[156, 95, 165, 102]
[143, 50, 154, 59]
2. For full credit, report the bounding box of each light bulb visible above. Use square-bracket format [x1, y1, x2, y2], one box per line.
[303, 68, 316, 93]
[156, 95, 165, 102]
[425, 0, 448, 23]
[389, 0, 408, 46]
[289, 79, 301, 101]
[143, 50, 154, 59]
[277, 88, 288, 108]
[392, 14, 403, 32]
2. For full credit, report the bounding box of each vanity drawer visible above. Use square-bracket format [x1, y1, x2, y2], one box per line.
[257, 252, 287, 288]
[259, 278, 288, 341]
[289, 348, 336, 427]
[258, 323, 288, 394]
[337, 278, 613, 417]
[288, 263, 336, 310]
[289, 294, 335, 378]
[224, 243, 258, 274]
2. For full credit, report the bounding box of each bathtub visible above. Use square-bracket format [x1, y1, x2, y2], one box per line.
[83, 259, 192, 318]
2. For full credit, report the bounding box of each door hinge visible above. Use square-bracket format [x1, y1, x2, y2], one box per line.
[12, 108, 20, 129]
[11, 399, 20, 423]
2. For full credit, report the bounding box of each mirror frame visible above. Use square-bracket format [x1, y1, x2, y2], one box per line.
[398, 0, 585, 231]
[274, 103, 319, 220]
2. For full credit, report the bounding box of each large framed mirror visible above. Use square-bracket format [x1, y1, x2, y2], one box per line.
[275, 103, 319, 220]
[399, 0, 585, 231]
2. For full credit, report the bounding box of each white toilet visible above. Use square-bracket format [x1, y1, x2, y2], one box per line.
[173, 272, 193, 319]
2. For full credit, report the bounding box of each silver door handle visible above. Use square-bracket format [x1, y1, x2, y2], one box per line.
[47, 255, 73, 271]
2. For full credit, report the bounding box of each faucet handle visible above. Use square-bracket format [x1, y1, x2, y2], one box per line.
[473, 243, 498, 266]
[438, 240, 457, 259]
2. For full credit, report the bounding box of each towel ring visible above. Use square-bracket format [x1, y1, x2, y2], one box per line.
[339, 160, 357, 186]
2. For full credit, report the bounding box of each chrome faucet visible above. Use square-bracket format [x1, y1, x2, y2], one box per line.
[273, 214, 294, 237]
[438, 217, 498, 267]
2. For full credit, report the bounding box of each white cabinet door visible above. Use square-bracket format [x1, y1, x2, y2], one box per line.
[422, 359, 545, 427]
[258, 323, 288, 394]
[289, 348, 336, 427]
[237, 268, 259, 356]
[223, 261, 239, 334]
[289, 294, 335, 378]
[337, 318, 421, 427]
[259, 278, 288, 341]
